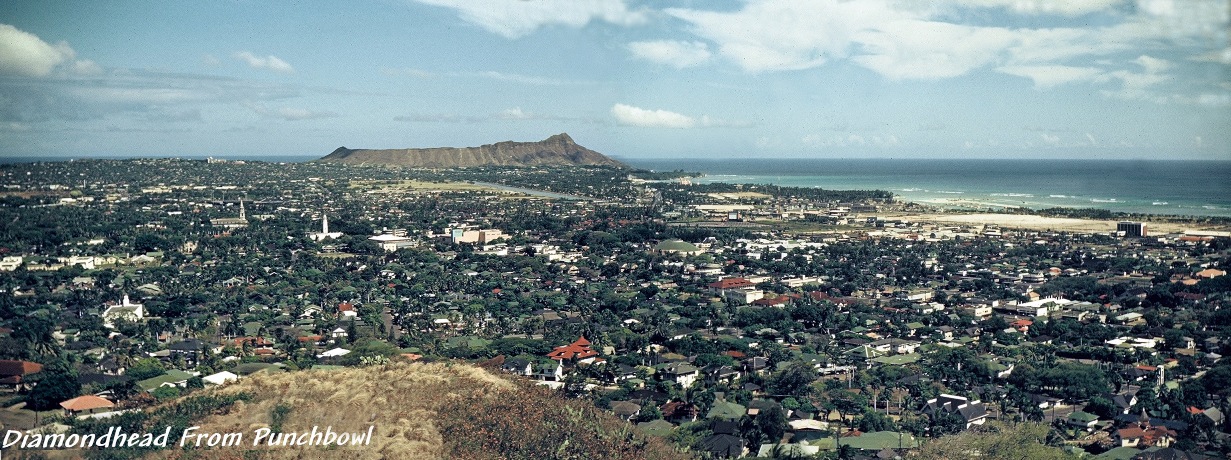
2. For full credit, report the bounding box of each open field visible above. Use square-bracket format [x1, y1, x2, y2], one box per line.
[349, 179, 498, 192]
[706, 192, 772, 200]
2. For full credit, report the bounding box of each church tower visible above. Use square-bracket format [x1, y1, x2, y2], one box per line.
[322, 214, 329, 234]
[239, 198, 247, 220]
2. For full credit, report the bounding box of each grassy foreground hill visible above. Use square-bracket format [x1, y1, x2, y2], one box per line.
[59, 362, 685, 460]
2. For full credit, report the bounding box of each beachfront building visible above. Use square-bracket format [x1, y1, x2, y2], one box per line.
[1117, 221, 1147, 237]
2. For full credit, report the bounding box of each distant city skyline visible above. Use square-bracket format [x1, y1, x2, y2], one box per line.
[0, 1, 1228, 160]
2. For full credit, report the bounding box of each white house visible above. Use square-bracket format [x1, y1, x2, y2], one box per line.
[202, 371, 238, 386]
[101, 295, 145, 328]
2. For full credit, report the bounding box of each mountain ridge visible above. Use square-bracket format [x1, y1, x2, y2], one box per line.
[316, 133, 626, 168]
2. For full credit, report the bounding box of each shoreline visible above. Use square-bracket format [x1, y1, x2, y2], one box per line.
[877, 212, 1229, 235]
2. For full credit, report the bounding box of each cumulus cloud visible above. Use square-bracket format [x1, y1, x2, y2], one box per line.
[665, 1, 896, 73]
[611, 103, 696, 128]
[627, 40, 711, 68]
[660, 0, 1220, 105]
[0, 24, 102, 78]
[234, 51, 294, 73]
[853, 19, 1016, 79]
[0, 24, 73, 77]
[666, 0, 1026, 76]
[412, 0, 646, 39]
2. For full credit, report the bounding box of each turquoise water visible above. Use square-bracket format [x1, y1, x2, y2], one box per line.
[625, 158, 1231, 218]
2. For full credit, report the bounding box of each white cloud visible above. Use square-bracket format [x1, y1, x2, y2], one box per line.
[802, 133, 901, 148]
[1134, 54, 1171, 74]
[276, 107, 336, 121]
[1191, 47, 1231, 64]
[478, 71, 590, 86]
[660, 0, 1222, 101]
[234, 51, 294, 73]
[1, 69, 301, 124]
[666, 1, 897, 73]
[1097, 55, 1173, 101]
[412, 0, 646, 39]
[498, 107, 532, 120]
[627, 40, 711, 68]
[1040, 133, 1061, 145]
[1197, 93, 1231, 107]
[611, 103, 696, 128]
[0, 24, 99, 78]
[854, 19, 1016, 79]
[385, 68, 593, 85]
[946, 0, 1124, 16]
[665, 0, 1017, 77]
[2, 122, 32, 132]
[396, 107, 588, 124]
[243, 102, 336, 121]
[1137, 0, 1176, 17]
[70, 59, 103, 76]
[996, 64, 1104, 88]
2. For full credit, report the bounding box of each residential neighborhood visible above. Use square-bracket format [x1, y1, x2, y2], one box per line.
[1, 158, 1230, 459]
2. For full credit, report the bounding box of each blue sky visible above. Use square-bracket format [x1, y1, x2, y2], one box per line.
[0, 0, 1228, 160]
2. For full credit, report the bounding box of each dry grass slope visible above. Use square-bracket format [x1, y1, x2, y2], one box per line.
[144, 362, 684, 460]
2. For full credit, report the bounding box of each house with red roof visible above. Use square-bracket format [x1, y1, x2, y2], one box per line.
[1010, 319, 1033, 333]
[547, 336, 599, 363]
[708, 277, 765, 304]
[660, 401, 700, 424]
[338, 302, 357, 318]
[0, 359, 43, 390]
[752, 294, 794, 307]
[708, 277, 754, 290]
[1117, 413, 1176, 448]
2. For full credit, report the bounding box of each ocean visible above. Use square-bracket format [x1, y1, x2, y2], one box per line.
[624, 158, 1231, 218]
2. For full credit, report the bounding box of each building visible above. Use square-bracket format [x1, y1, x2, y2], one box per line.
[653, 239, 702, 256]
[0, 360, 43, 390]
[546, 336, 599, 363]
[1117, 221, 1147, 237]
[1117, 411, 1176, 448]
[309, 214, 344, 241]
[368, 234, 417, 252]
[101, 294, 145, 328]
[451, 228, 505, 244]
[921, 394, 989, 429]
[210, 199, 249, 229]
